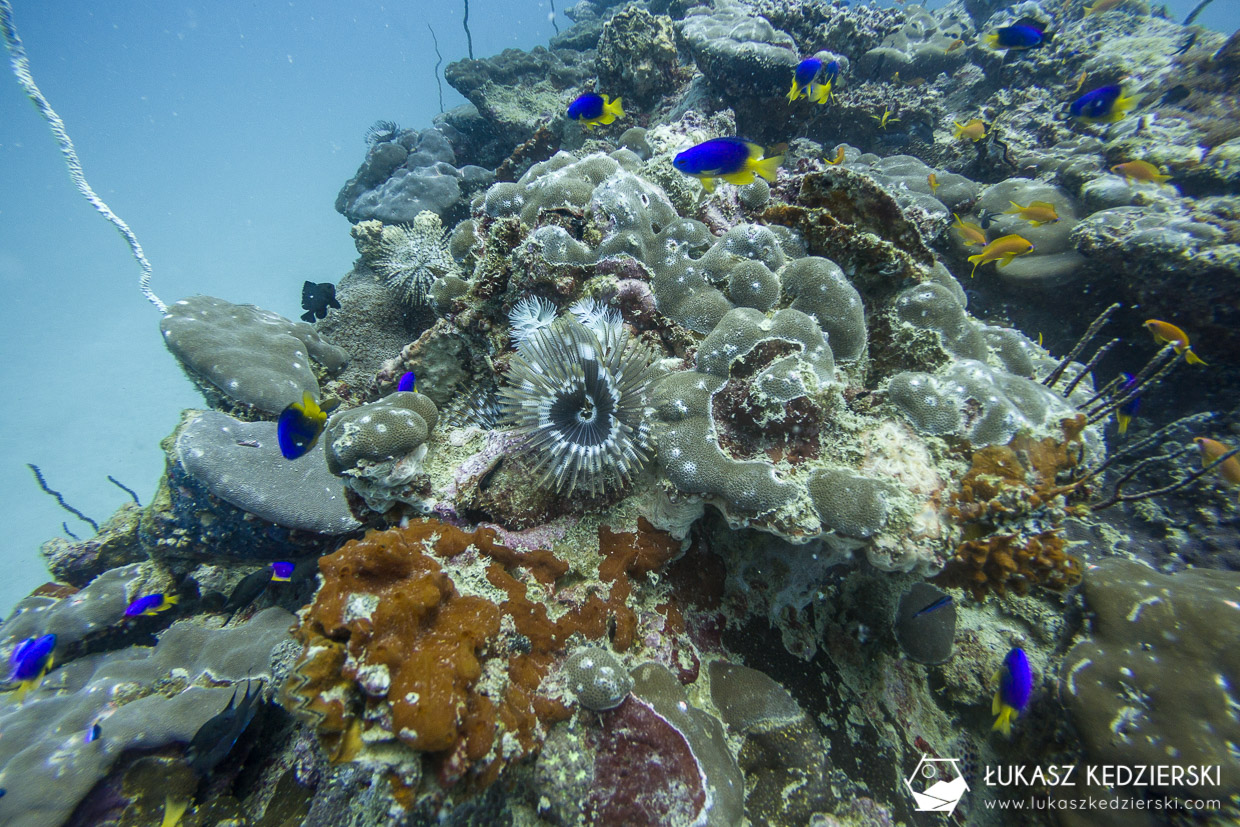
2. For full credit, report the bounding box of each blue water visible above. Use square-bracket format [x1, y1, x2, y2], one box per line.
[0, 0, 1235, 616]
[0, 0, 564, 614]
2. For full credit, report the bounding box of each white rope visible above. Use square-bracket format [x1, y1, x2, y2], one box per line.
[1, 1, 166, 313]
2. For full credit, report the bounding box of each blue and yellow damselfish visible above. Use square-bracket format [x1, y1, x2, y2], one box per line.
[673, 137, 783, 193]
[277, 391, 328, 460]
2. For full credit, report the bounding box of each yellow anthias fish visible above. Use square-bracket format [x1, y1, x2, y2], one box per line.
[928, 173, 940, 195]
[160, 794, 190, 827]
[1085, 0, 1125, 15]
[1144, 319, 1207, 365]
[953, 118, 987, 141]
[953, 213, 987, 247]
[1005, 200, 1060, 226]
[873, 108, 899, 129]
[1195, 437, 1240, 489]
[944, 38, 965, 53]
[825, 145, 846, 165]
[1111, 160, 1172, 183]
[966, 234, 1034, 276]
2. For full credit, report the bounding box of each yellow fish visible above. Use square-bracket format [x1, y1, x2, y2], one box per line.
[826, 145, 846, 165]
[928, 173, 940, 195]
[1195, 438, 1240, 488]
[1005, 200, 1060, 226]
[953, 118, 987, 142]
[873, 108, 899, 129]
[1111, 160, 1172, 184]
[1085, 0, 1125, 15]
[1144, 319, 1206, 365]
[953, 213, 987, 247]
[944, 38, 965, 53]
[966, 234, 1034, 276]
[1072, 70, 1089, 94]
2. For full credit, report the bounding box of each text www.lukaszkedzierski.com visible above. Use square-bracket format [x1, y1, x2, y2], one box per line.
[982, 796, 1222, 812]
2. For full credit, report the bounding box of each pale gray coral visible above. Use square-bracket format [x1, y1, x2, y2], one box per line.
[335, 126, 491, 224]
[886, 359, 1082, 446]
[0, 608, 294, 827]
[564, 646, 632, 711]
[324, 392, 439, 515]
[175, 410, 360, 535]
[161, 295, 347, 416]
[678, 3, 799, 99]
[807, 468, 900, 540]
[856, 6, 972, 83]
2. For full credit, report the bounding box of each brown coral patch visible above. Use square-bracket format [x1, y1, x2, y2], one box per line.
[935, 418, 1086, 600]
[286, 519, 666, 789]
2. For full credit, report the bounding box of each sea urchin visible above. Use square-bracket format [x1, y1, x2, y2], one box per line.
[500, 319, 656, 497]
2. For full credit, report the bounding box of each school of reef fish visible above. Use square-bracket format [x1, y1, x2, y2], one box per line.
[4, 0, 1240, 824]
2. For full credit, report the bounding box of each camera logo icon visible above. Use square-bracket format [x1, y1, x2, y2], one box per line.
[903, 754, 969, 814]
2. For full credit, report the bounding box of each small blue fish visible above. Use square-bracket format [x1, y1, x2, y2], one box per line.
[787, 57, 823, 102]
[125, 593, 179, 617]
[397, 371, 417, 393]
[10, 633, 55, 700]
[673, 137, 783, 193]
[913, 594, 954, 618]
[1069, 84, 1138, 124]
[985, 24, 1050, 50]
[567, 93, 625, 130]
[992, 647, 1033, 737]
[271, 561, 295, 583]
[1116, 372, 1141, 435]
[86, 722, 102, 743]
[277, 391, 327, 460]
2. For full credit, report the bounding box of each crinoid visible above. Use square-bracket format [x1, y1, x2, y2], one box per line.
[500, 319, 657, 497]
[371, 211, 459, 305]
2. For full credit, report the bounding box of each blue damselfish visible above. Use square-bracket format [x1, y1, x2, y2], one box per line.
[125, 593, 178, 617]
[992, 647, 1033, 736]
[787, 57, 822, 101]
[673, 137, 783, 193]
[1069, 85, 1138, 124]
[397, 371, 417, 392]
[277, 391, 328, 460]
[1116, 372, 1141, 435]
[986, 24, 1050, 50]
[271, 561, 295, 582]
[567, 93, 625, 130]
[10, 633, 56, 700]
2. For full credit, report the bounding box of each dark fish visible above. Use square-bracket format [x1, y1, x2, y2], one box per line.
[185, 681, 263, 777]
[1173, 31, 1197, 56]
[300, 281, 341, 323]
[913, 594, 954, 618]
[225, 568, 272, 614]
[1158, 85, 1190, 106]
